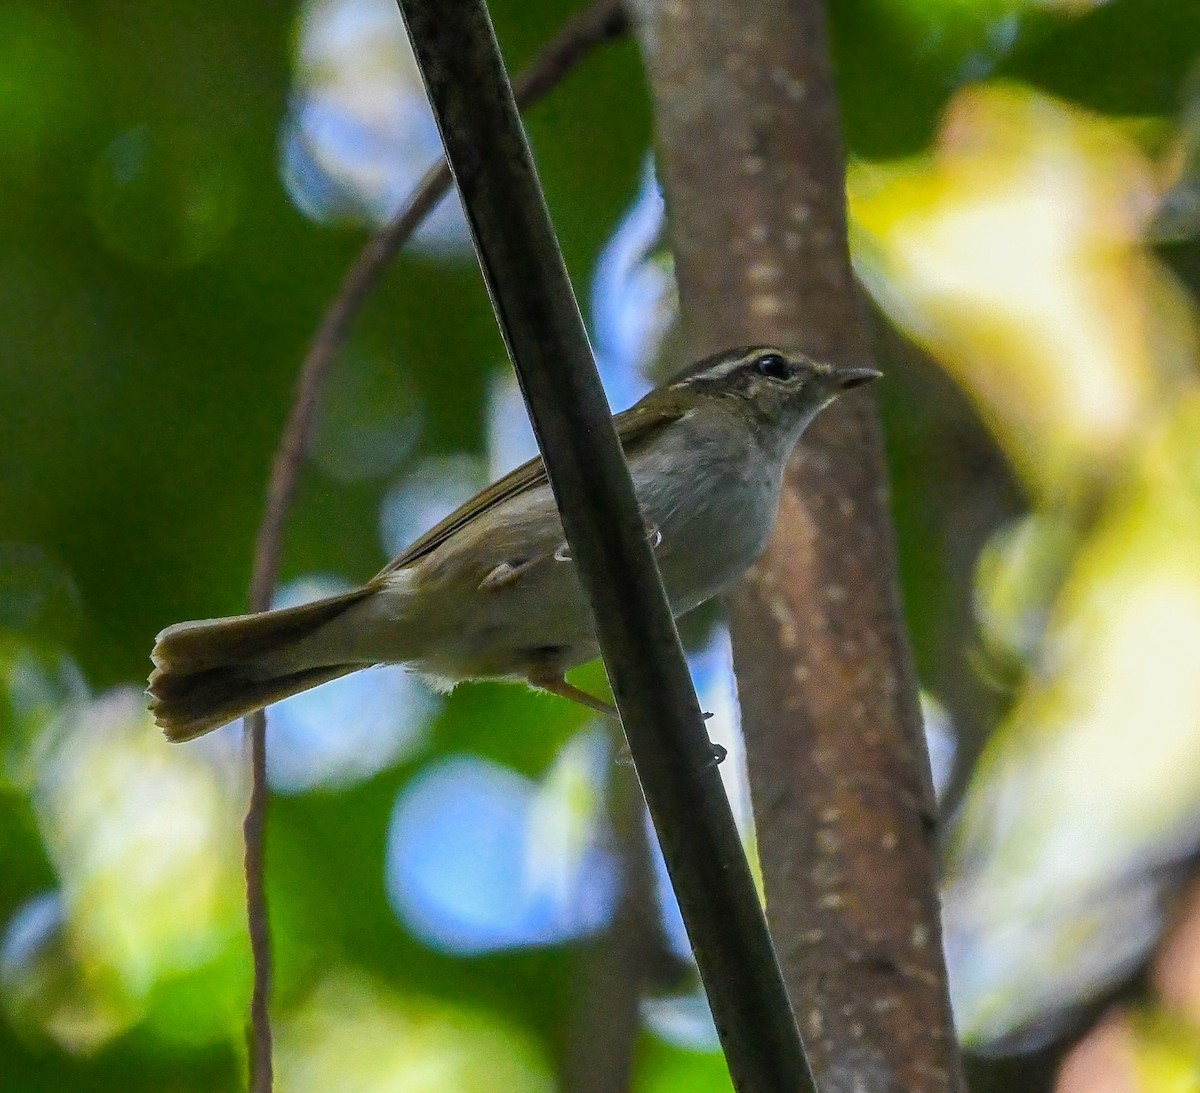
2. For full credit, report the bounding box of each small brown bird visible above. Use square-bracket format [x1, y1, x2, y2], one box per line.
[148, 346, 877, 742]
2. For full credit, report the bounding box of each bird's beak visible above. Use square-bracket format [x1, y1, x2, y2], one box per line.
[831, 365, 882, 390]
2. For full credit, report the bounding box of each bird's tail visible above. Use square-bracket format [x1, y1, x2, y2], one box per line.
[147, 587, 373, 743]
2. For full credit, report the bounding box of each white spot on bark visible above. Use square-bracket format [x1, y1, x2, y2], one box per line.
[751, 293, 785, 318]
[746, 261, 781, 285]
[816, 827, 841, 853]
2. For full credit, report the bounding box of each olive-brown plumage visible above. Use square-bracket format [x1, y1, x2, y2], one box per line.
[148, 347, 878, 741]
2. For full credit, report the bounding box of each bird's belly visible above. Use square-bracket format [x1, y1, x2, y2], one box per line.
[392, 447, 779, 685]
[397, 551, 596, 685]
[457, 563, 597, 677]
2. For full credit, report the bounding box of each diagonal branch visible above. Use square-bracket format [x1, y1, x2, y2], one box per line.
[394, 0, 814, 1089]
[633, 0, 967, 1088]
[239, 3, 628, 1089]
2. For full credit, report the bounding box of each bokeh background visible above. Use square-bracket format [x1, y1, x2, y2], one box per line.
[2, 0, 1200, 1089]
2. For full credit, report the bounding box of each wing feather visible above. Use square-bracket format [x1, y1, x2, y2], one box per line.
[370, 398, 682, 582]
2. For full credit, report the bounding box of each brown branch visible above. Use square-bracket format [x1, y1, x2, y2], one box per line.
[243, 712, 272, 1093]
[239, 3, 628, 1089]
[633, 0, 966, 1089]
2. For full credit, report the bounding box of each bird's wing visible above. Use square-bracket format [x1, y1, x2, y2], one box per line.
[371, 397, 682, 581]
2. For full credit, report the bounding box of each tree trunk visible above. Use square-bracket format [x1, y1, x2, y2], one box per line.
[632, 0, 967, 1088]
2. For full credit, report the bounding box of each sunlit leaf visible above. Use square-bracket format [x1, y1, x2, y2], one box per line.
[276, 971, 555, 1093]
[851, 82, 1196, 500]
[946, 393, 1200, 1046]
[27, 689, 247, 1049]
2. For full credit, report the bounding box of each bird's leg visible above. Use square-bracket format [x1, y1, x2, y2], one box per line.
[528, 672, 618, 718]
[531, 676, 725, 765]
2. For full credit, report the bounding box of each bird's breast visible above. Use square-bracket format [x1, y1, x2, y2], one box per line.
[633, 420, 783, 614]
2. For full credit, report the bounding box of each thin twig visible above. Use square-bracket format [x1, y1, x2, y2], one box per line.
[239, 3, 628, 1089]
[243, 711, 272, 1093]
[247, 0, 628, 612]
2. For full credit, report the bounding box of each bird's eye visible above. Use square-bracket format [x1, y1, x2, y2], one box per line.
[754, 352, 791, 380]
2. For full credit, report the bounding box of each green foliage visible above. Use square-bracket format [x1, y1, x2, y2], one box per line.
[2, 0, 1199, 1089]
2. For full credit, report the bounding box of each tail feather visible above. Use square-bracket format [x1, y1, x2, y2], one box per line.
[148, 587, 374, 742]
[149, 662, 359, 743]
[150, 587, 371, 674]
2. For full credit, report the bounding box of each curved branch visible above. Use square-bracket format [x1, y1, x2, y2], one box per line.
[248, 0, 628, 613]
[240, 3, 629, 1089]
